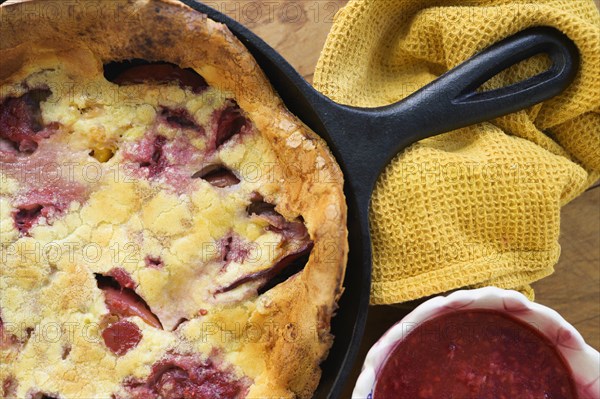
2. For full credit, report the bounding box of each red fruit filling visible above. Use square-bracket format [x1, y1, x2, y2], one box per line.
[192, 165, 240, 188]
[145, 256, 164, 269]
[247, 198, 310, 243]
[108, 268, 137, 290]
[12, 184, 86, 235]
[215, 196, 314, 294]
[111, 63, 208, 94]
[127, 133, 196, 176]
[13, 204, 45, 234]
[138, 135, 168, 177]
[2, 376, 17, 397]
[373, 310, 578, 399]
[246, 199, 277, 219]
[219, 234, 253, 264]
[123, 132, 202, 193]
[172, 318, 189, 331]
[124, 353, 250, 399]
[27, 393, 59, 399]
[160, 107, 203, 132]
[212, 100, 250, 149]
[13, 202, 63, 235]
[0, 316, 17, 349]
[0, 89, 57, 154]
[102, 320, 142, 356]
[95, 274, 162, 329]
[217, 241, 313, 295]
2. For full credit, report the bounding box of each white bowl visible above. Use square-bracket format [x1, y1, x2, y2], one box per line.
[353, 287, 600, 399]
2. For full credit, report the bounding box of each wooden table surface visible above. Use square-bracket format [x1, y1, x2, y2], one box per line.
[219, 2, 600, 395]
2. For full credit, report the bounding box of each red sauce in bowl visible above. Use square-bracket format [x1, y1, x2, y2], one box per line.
[373, 309, 578, 399]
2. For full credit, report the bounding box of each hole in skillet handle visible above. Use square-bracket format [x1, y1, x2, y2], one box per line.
[373, 26, 580, 142]
[472, 54, 550, 94]
[135, 4, 581, 399]
[452, 27, 580, 106]
[307, 27, 581, 194]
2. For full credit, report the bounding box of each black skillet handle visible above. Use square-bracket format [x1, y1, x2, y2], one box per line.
[326, 27, 579, 197]
[175, 3, 578, 208]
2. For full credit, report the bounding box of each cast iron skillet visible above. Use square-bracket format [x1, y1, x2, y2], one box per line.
[178, 1, 579, 397]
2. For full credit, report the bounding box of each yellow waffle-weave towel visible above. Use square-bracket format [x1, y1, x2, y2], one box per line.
[314, 0, 600, 304]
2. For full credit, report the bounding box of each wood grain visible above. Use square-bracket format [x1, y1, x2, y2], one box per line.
[533, 189, 600, 349]
[215, 0, 347, 83]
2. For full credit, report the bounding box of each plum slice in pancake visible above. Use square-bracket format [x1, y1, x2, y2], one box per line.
[0, 62, 316, 397]
[0, 88, 58, 154]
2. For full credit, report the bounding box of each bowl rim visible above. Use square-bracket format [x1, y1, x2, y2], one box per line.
[352, 287, 600, 399]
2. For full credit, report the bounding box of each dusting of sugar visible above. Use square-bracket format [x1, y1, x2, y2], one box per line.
[286, 131, 303, 148]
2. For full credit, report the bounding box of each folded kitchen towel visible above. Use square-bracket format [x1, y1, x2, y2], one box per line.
[313, 0, 600, 304]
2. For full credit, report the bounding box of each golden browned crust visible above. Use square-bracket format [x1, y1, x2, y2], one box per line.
[0, 1, 347, 398]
